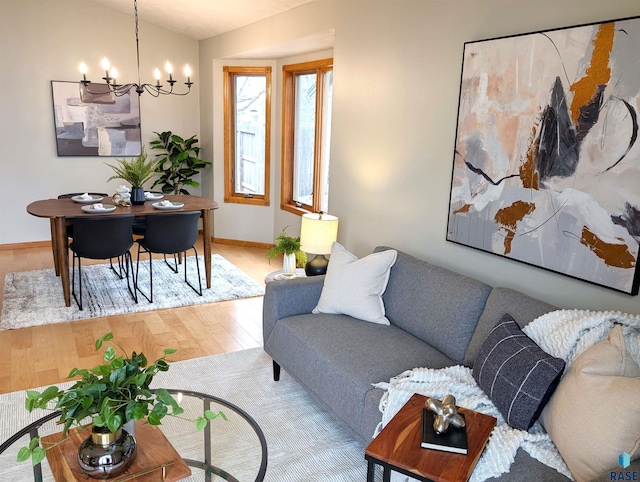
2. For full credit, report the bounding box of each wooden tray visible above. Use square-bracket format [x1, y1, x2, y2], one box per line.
[41, 421, 191, 481]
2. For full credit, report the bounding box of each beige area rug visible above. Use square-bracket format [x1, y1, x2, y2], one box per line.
[1, 255, 265, 330]
[0, 347, 368, 481]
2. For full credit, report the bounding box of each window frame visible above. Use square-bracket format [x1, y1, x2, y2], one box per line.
[223, 66, 272, 206]
[280, 58, 333, 215]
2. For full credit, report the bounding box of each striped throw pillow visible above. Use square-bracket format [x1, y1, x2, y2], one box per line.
[472, 313, 565, 430]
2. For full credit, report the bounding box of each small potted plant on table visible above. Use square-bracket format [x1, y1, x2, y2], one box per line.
[266, 227, 307, 278]
[105, 147, 158, 205]
[19, 333, 224, 478]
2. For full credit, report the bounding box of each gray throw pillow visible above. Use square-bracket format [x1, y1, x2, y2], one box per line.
[472, 313, 565, 431]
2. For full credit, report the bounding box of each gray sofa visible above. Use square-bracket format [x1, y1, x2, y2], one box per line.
[262, 247, 612, 480]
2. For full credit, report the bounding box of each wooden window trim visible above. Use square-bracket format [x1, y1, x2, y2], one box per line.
[223, 66, 271, 206]
[280, 58, 333, 216]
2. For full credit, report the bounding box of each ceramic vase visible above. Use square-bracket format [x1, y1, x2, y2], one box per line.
[283, 253, 297, 277]
[77, 425, 137, 479]
[130, 186, 146, 205]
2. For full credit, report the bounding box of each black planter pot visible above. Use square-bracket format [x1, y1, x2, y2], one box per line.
[130, 186, 145, 205]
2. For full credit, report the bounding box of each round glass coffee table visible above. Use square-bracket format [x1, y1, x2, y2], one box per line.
[0, 389, 267, 481]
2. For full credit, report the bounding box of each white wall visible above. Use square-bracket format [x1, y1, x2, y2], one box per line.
[199, 0, 640, 314]
[0, 0, 200, 244]
[210, 59, 277, 244]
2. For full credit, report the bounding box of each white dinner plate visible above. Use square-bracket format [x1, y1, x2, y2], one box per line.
[152, 201, 184, 210]
[81, 204, 117, 213]
[144, 191, 164, 200]
[71, 195, 104, 203]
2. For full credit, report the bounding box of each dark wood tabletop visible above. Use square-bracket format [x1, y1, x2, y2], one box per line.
[27, 195, 218, 218]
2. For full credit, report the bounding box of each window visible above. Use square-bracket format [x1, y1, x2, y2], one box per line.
[223, 66, 271, 205]
[281, 59, 333, 215]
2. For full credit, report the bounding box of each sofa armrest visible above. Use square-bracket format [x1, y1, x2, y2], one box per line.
[262, 275, 325, 344]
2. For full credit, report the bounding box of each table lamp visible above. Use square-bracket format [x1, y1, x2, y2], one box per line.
[299, 213, 339, 276]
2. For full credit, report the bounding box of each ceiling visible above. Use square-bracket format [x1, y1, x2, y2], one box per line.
[85, 0, 318, 41]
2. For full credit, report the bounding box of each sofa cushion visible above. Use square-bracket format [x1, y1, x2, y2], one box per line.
[264, 312, 454, 441]
[487, 448, 571, 481]
[464, 287, 557, 368]
[539, 325, 640, 482]
[313, 243, 397, 325]
[473, 314, 565, 431]
[374, 247, 492, 363]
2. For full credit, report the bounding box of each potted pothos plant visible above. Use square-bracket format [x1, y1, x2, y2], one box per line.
[105, 147, 157, 204]
[266, 227, 307, 276]
[18, 333, 225, 471]
[150, 131, 211, 195]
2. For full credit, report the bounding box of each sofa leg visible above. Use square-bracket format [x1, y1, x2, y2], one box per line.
[272, 360, 281, 381]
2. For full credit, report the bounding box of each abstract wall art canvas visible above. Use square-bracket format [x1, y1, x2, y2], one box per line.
[51, 81, 141, 157]
[446, 16, 640, 295]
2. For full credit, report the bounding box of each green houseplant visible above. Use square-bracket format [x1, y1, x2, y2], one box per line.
[18, 333, 225, 468]
[266, 227, 307, 276]
[105, 147, 158, 204]
[150, 131, 211, 195]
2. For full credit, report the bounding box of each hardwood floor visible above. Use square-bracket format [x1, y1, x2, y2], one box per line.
[0, 239, 276, 394]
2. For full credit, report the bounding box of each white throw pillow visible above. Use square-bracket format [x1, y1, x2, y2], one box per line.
[312, 243, 397, 325]
[540, 325, 640, 482]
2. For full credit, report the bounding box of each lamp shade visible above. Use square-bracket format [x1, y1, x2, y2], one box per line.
[299, 213, 339, 255]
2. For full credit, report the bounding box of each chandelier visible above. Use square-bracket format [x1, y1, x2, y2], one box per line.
[79, 0, 193, 97]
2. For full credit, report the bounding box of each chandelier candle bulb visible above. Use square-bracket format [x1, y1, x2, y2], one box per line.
[154, 68, 162, 87]
[101, 57, 111, 71]
[80, 62, 88, 82]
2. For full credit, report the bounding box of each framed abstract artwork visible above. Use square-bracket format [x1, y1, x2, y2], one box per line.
[446, 16, 640, 295]
[51, 81, 141, 157]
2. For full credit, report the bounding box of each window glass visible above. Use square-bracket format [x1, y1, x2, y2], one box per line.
[234, 75, 266, 195]
[293, 73, 317, 207]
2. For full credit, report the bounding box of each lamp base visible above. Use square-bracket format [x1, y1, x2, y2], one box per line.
[305, 254, 329, 276]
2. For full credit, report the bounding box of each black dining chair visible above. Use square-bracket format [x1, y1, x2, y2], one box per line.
[57, 192, 109, 237]
[135, 212, 203, 303]
[70, 214, 136, 310]
[57, 192, 131, 275]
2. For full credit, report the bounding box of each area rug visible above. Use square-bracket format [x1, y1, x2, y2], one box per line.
[1, 255, 265, 330]
[0, 348, 367, 481]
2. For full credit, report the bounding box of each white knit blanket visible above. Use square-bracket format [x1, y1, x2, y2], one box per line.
[373, 309, 640, 482]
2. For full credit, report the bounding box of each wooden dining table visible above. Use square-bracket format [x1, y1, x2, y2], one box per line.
[26, 195, 219, 307]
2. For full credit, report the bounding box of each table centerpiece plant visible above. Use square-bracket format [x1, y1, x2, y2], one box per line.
[105, 147, 158, 204]
[266, 226, 307, 277]
[150, 131, 211, 195]
[18, 333, 226, 473]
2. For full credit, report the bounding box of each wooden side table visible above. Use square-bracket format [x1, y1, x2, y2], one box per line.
[365, 393, 497, 482]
